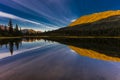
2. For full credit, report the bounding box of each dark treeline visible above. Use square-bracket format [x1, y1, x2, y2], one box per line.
[0, 19, 22, 36]
[0, 19, 42, 37]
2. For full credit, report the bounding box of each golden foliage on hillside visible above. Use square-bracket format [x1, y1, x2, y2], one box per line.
[69, 10, 120, 26]
[69, 46, 120, 62]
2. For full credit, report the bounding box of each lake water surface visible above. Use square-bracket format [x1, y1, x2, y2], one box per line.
[0, 38, 120, 80]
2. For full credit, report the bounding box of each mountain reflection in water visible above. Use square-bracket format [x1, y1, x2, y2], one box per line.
[44, 38, 120, 62]
[1, 37, 120, 62]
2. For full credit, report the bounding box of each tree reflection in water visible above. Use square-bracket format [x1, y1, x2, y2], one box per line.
[0, 37, 42, 55]
[0, 38, 22, 55]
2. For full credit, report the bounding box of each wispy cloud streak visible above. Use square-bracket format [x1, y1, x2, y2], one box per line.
[0, 11, 44, 25]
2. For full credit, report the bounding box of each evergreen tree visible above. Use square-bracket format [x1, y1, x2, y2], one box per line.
[15, 24, 21, 36]
[15, 24, 19, 32]
[19, 27, 22, 36]
[8, 19, 13, 34]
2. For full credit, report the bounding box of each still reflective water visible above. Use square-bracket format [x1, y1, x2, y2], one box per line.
[0, 38, 120, 80]
[0, 38, 55, 59]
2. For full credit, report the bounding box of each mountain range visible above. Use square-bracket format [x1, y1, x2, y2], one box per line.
[21, 29, 41, 34]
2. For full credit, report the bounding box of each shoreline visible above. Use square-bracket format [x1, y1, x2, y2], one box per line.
[0, 37, 22, 39]
[1, 36, 120, 39]
[24, 36, 120, 39]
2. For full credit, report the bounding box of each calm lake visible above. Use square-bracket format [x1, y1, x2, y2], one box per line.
[0, 38, 120, 80]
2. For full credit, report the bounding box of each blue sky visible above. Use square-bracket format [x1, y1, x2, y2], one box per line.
[0, 0, 120, 31]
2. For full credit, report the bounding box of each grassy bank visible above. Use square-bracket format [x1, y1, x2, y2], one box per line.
[37, 36, 120, 39]
[1, 36, 120, 39]
[0, 37, 22, 39]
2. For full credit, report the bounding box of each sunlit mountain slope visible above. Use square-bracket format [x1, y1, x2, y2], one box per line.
[70, 10, 120, 26]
